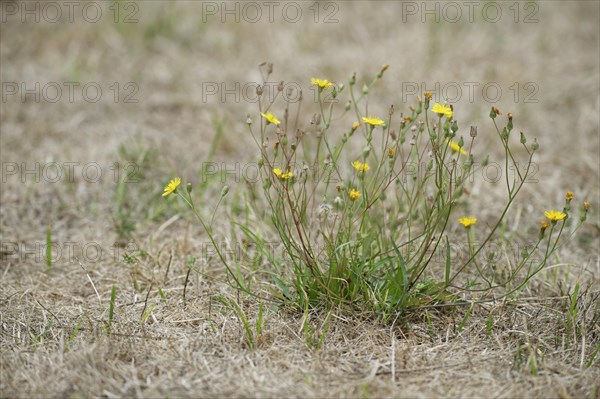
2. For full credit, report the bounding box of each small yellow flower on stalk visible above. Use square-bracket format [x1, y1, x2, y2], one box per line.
[352, 160, 370, 173]
[310, 78, 334, 90]
[544, 210, 567, 223]
[458, 216, 477, 228]
[388, 147, 395, 158]
[348, 188, 361, 201]
[362, 116, 385, 126]
[261, 112, 281, 126]
[162, 177, 181, 197]
[583, 200, 590, 211]
[351, 121, 361, 131]
[539, 220, 550, 238]
[448, 140, 467, 155]
[273, 168, 293, 180]
[565, 191, 574, 201]
[424, 92, 433, 101]
[432, 103, 453, 118]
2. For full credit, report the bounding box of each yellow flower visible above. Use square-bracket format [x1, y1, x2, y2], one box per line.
[432, 103, 453, 118]
[388, 147, 395, 158]
[583, 200, 590, 211]
[348, 188, 361, 201]
[162, 177, 181, 197]
[362, 116, 385, 126]
[273, 168, 293, 180]
[352, 160, 370, 173]
[458, 216, 477, 228]
[565, 191, 574, 201]
[424, 92, 433, 100]
[540, 220, 549, 230]
[261, 112, 281, 126]
[544, 210, 567, 222]
[448, 140, 467, 155]
[310, 78, 334, 89]
[351, 121, 361, 131]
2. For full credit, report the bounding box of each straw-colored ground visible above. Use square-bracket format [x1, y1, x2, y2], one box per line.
[1, 1, 599, 398]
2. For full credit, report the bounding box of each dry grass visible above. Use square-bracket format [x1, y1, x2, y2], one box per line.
[1, 1, 599, 398]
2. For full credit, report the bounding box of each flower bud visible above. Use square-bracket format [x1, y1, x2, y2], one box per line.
[186, 183, 192, 193]
[531, 138, 539, 151]
[220, 185, 229, 197]
[362, 84, 369, 95]
[520, 132, 527, 144]
[470, 126, 477, 138]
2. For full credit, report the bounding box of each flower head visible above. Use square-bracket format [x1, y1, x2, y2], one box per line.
[583, 200, 590, 211]
[351, 121, 361, 131]
[162, 177, 181, 197]
[458, 216, 477, 228]
[448, 140, 467, 155]
[540, 220, 549, 230]
[565, 191, 574, 201]
[348, 188, 361, 201]
[388, 147, 395, 158]
[352, 160, 370, 173]
[544, 210, 567, 222]
[432, 103, 453, 118]
[362, 116, 385, 126]
[273, 168, 293, 180]
[261, 112, 281, 126]
[311, 78, 334, 90]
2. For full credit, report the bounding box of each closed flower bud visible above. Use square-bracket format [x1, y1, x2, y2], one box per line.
[345, 101, 351, 111]
[220, 185, 229, 197]
[531, 138, 539, 151]
[349, 72, 356, 86]
[246, 115, 253, 125]
[470, 126, 478, 138]
[520, 131, 527, 144]
[186, 183, 192, 193]
[362, 84, 369, 95]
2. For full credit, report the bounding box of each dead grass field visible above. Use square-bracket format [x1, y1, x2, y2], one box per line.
[1, 1, 599, 398]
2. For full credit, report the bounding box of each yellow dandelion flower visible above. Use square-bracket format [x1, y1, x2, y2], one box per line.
[544, 210, 567, 222]
[424, 92, 433, 100]
[310, 78, 334, 89]
[352, 160, 370, 173]
[348, 188, 361, 201]
[273, 168, 293, 180]
[583, 200, 590, 211]
[565, 191, 574, 201]
[458, 216, 477, 228]
[432, 103, 453, 118]
[540, 220, 549, 230]
[162, 177, 181, 197]
[362, 116, 385, 126]
[388, 147, 395, 158]
[448, 140, 467, 155]
[261, 112, 281, 126]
